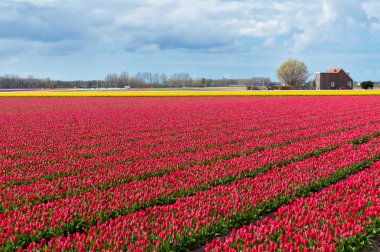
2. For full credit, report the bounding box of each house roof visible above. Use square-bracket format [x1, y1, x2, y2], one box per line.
[315, 68, 353, 82]
[327, 68, 342, 73]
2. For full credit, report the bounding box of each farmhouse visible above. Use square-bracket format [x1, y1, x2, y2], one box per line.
[315, 68, 353, 90]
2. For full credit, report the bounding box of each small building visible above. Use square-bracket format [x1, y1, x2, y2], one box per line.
[315, 68, 353, 90]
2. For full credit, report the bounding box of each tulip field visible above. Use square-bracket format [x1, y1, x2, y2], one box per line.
[1, 96, 380, 251]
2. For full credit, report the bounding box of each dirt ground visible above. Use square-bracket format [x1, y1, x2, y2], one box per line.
[361, 236, 380, 252]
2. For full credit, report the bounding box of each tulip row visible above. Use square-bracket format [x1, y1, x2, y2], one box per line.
[1, 96, 372, 175]
[2, 118, 379, 215]
[2, 97, 380, 251]
[3, 111, 379, 208]
[17, 136, 380, 251]
[1, 123, 379, 250]
[3, 96, 333, 162]
[205, 161, 380, 251]
[3, 105, 369, 188]
[0, 116, 331, 186]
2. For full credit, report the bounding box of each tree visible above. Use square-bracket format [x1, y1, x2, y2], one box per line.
[201, 78, 210, 87]
[117, 71, 129, 87]
[167, 73, 192, 87]
[248, 77, 271, 86]
[159, 73, 167, 85]
[105, 73, 118, 87]
[277, 59, 309, 86]
[360, 81, 374, 90]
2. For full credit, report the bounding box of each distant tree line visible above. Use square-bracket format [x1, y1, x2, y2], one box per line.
[0, 72, 272, 89]
[0, 75, 104, 89]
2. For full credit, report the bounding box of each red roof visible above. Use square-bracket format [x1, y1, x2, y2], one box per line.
[327, 68, 342, 73]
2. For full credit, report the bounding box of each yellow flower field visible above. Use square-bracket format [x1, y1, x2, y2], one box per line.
[1, 89, 380, 97]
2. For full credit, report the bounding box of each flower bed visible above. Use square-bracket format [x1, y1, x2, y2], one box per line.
[1, 96, 380, 251]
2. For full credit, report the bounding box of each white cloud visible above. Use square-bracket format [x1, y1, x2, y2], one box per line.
[362, 0, 380, 29]
[0, 0, 378, 55]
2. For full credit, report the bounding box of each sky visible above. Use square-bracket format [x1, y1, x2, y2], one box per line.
[0, 0, 380, 82]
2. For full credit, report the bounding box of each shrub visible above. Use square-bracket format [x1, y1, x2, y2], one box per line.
[360, 81, 374, 90]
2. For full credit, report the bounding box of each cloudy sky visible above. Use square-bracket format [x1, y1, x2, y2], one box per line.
[1, 0, 380, 81]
